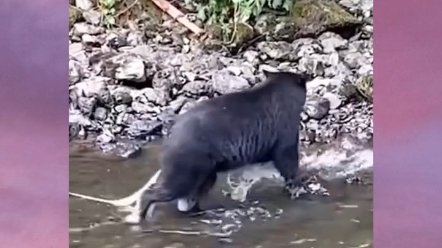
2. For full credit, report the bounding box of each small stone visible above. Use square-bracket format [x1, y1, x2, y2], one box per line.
[81, 34, 100, 45]
[126, 119, 163, 138]
[73, 23, 104, 36]
[69, 42, 84, 57]
[258, 64, 278, 73]
[256, 41, 298, 61]
[116, 112, 135, 126]
[96, 129, 115, 144]
[69, 123, 81, 140]
[69, 60, 82, 85]
[243, 50, 260, 64]
[75, 0, 93, 11]
[114, 104, 128, 113]
[83, 9, 101, 25]
[298, 55, 326, 76]
[113, 88, 133, 104]
[72, 77, 112, 104]
[115, 57, 146, 82]
[182, 80, 212, 96]
[342, 51, 369, 70]
[132, 100, 156, 114]
[78, 97, 97, 117]
[169, 96, 189, 113]
[304, 96, 330, 120]
[318, 32, 348, 53]
[126, 31, 145, 47]
[211, 70, 250, 94]
[94, 107, 108, 121]
[323, 92, 342, 109]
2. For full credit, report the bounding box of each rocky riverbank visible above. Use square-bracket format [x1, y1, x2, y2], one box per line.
[69, 0, 373, 158]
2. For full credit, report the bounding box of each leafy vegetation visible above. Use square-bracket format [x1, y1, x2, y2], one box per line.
[189, 0, 294, 42]
[97, 0, 119, 28]
[71, 0, 295, 42]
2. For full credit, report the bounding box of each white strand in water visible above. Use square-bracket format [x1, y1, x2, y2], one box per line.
[69, 169, 162, 222]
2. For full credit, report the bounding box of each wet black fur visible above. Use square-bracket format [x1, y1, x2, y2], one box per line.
[140, 71, 308, 219]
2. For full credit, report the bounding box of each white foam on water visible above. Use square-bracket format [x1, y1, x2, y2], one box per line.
[226, 145, 373, 202]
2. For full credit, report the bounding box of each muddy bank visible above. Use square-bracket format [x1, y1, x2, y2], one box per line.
[69, 0, 373, 157]
[69, 140, 372, 248]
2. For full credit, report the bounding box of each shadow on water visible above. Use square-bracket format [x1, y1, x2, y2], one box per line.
[69, 140, 372, 248]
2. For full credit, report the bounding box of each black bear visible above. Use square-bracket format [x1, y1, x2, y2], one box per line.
[139, 71, 308, 220]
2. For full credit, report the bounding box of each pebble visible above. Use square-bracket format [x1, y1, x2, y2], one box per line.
[323, 92, 342, 109]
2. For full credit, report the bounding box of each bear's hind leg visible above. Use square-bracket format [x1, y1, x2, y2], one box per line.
[272, 142, 300, 197]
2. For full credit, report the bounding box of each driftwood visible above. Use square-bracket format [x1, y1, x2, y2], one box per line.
[150, 0, 204, 35]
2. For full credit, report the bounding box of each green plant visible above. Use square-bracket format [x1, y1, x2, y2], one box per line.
[189, 0, 293, 42]
[98, 0, 119, 27]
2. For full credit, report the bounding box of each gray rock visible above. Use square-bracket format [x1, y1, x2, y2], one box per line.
[318, 32, 348, 53]
[298, 55, 326, 76]
[72, 23, 104, 36]
[243, 50, 260, 65]
[116, 112, 135, 126]
[114, 55, 146, 82]
[72, 76, 112, 105]
[81, 34, 101, 45]
[94, 107, 108, 121]
[211, 70, 250, 94]
[342, 51, 370, 70]
[137, 88, 169, 106]
[112, 88, 133, 104]
[82, 9, 101, 25]
[75, 0, 93, 11]
[114, 104, 128, 114]
[304, 96, 331, 120]
[256, 41, 298, 61]
[96, 129, 115, 144]
[296, 42, 323, 58]
[169, 96, 189, 113]
[69, 60, 82, 85]
[131, 100, 156, 114]
[323, 92, 342, 109]
[339, 0, 373, 18]
[259, 64, 279, 73]
[157, 111, 176, 136]
[78, 96, 97, 117]
[69, 123, 81, 140]
[126, 119, 163, 138]
[182, 80, 212, 96]
[330, 62, 354, 82]
[126, 31, 145, 47]
[106, 32, 128, 49]
[69, 42, 84, 57]
[357, 64, 373, 77]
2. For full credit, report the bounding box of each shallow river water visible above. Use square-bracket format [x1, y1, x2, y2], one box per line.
[69, 140, 372, 248]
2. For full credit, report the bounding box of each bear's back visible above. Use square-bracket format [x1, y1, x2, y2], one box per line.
[163, 72, 307, 168]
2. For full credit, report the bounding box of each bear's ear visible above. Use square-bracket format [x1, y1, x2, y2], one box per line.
[300, 73, 313, 83]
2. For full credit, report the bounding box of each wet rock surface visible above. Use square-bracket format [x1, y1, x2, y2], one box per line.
[69, 0, 373, 156]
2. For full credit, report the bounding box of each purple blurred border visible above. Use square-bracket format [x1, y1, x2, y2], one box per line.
[0, 0, 441, 247]
[375, 0, 442, 247]
[0, 1, 68, 248]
